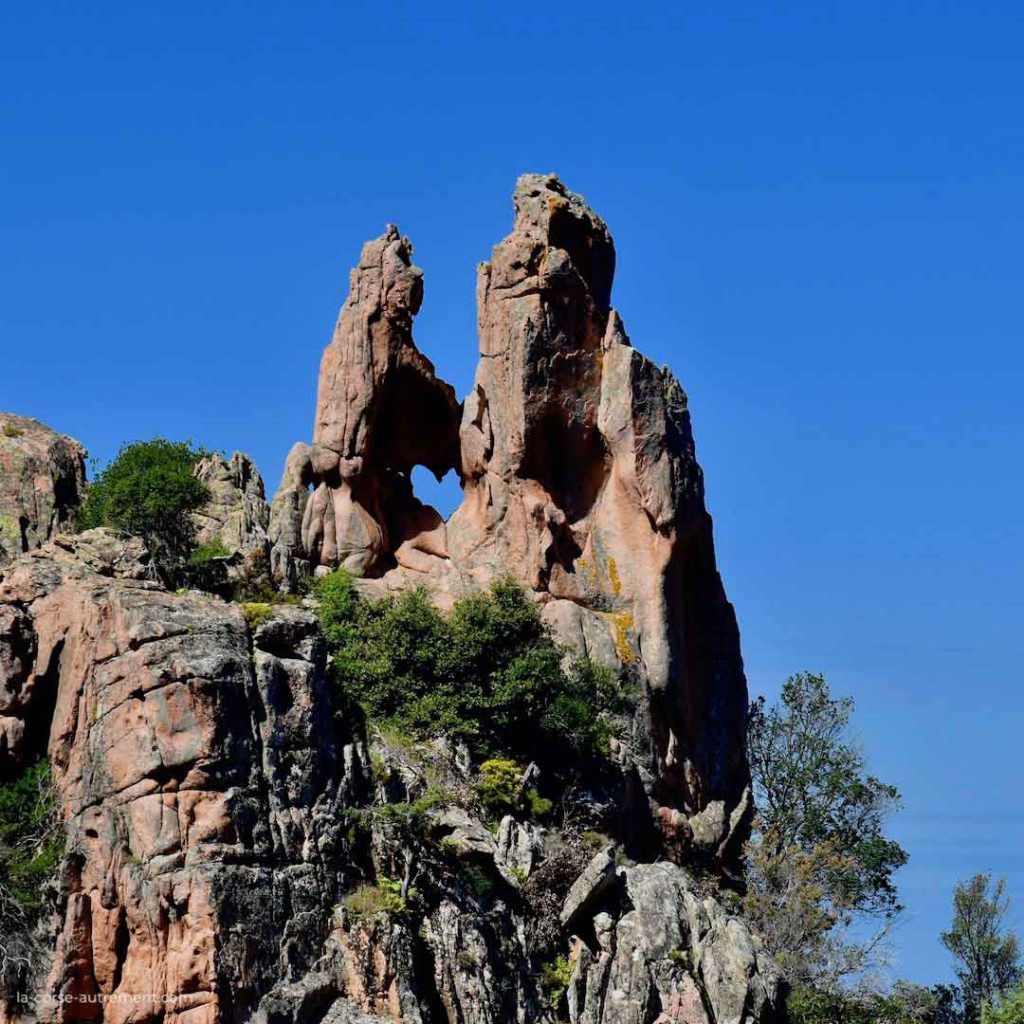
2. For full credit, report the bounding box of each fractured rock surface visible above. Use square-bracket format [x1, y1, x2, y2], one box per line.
[271, 175, 752, 866]
[0, 414, 85, 567]
[0, 176, 779, 1024]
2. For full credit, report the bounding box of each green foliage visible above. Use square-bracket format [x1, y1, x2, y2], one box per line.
[313, 572, 628, 773]
[524, 788, 554, 820]
[1, 761, 64, 994]
[76, 438, 209, 579]
[540, 954, 573, 1011]
[476, 759, 523, 815]
[983, 986, 1024, 1024]
[942, 875, 1022, 1015]
[748, 673, 907, 917]
[343, 877, 419, 920]
[787, 982, 940, 1024]
[745, 672, 908, 989]
[0, 760, 62, 913]
[462, 863, 495, 899]
[2, 423, 23, 438]
[188, 539, 231, 564]
[240, 602, 274, 631]
[314, 567, 359, 644]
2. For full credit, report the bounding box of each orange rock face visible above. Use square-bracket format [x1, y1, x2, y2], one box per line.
[270, 175, 752, 864]
[268, 227, 460, 587]
[0, 532, 366, 1024]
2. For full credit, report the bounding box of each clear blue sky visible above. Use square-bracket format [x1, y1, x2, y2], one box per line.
[3, 0, 1022, 986]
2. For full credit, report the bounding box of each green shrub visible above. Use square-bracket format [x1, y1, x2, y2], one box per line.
[540, 955, 574, 1011]
[188, 539, 231, 564]
[2, 423, 23, 438]
[240, 602, 274, 630]
[343, 877, 419, 920]
[524, 788, 554, 820]
[313, 572, 629, 775]
[0, 761, 63, 993]
[477, 759, 523, 815]
[985, 987, 1024, 1024]
[76, 439, 209, 580]
[462, 863, 495, 899]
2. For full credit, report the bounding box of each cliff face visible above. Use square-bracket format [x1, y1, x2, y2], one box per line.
[271, 175, 751, 868]
[0, 176, 778, 1024]
[0, 415, 85, 569]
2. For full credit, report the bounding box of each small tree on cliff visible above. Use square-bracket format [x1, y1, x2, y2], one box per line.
[745, 672, 908, 988]
[76, 438, 209, 581]
[941, 874, 1022, 1019]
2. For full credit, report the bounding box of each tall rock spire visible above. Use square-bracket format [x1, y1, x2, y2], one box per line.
[270, 174, 752, 865]
[268, 226, 459, 584]
[449, 174, 751, 862]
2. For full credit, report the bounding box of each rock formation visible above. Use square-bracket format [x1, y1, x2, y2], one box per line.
[271, 175, 751, 867]
[191, 452, 270, 559]
[0, 530, 365, 1024]
[0, 414, 85, 567]
[0, 175, 779, 1024]
[268, 227, 459, 589]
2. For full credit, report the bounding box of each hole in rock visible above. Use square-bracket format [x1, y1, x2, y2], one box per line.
[410, 466, 462, 521]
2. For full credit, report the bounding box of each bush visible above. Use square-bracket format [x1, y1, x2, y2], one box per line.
[188, 539, 231, 565]
[314, 572, 628, 774]
[0, 761, 63, 996]
[540, 955, 573, 1011]
[985, 986, 1024, 1024]
[343, 877, 419, 920]
[477, 759, 523, 815]
[77, 439, 209, 580]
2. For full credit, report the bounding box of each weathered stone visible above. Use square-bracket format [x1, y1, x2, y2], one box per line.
[269, 175, 753, 867]
[561, 846, 618, 928]
[0, 413, 85, 567]
[569, 863, 780, 1024]
[192, 451, 270, 556]
[268, 227, 460, 585]
[0, 539, 364, 1024]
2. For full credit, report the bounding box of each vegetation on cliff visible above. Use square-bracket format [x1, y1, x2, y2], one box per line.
[76, 437, 208, 579]
[0, 760, 63, 996]
[314, 569, 630, 773]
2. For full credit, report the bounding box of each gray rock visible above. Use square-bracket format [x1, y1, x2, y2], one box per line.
[561, 846, 618, 928]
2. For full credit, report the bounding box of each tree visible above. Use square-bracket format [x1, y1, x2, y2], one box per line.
[982, 985, 1024, 1024]
[76, 438, 209, 580]
[745, 672, 908, 988]
[314, 572, 628, 771]
[941, 875, 1022, 1018]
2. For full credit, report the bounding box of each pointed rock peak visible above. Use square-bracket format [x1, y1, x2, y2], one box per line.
[505, 173, 616, 310]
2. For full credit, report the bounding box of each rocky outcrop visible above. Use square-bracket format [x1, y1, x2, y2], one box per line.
[2, 177, 779, 1024]
[0, 414, 85, 567]
[0, 532, 367, 1024]
[270, 176, 751, 868]
[567, 863, 778, 1024]
[192, 451, 270, 558]
[0, 528, 778, 1024]
[268, 227, 460, 588]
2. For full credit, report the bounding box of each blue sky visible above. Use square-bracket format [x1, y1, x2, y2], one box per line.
[3, 0, 1022, 985]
